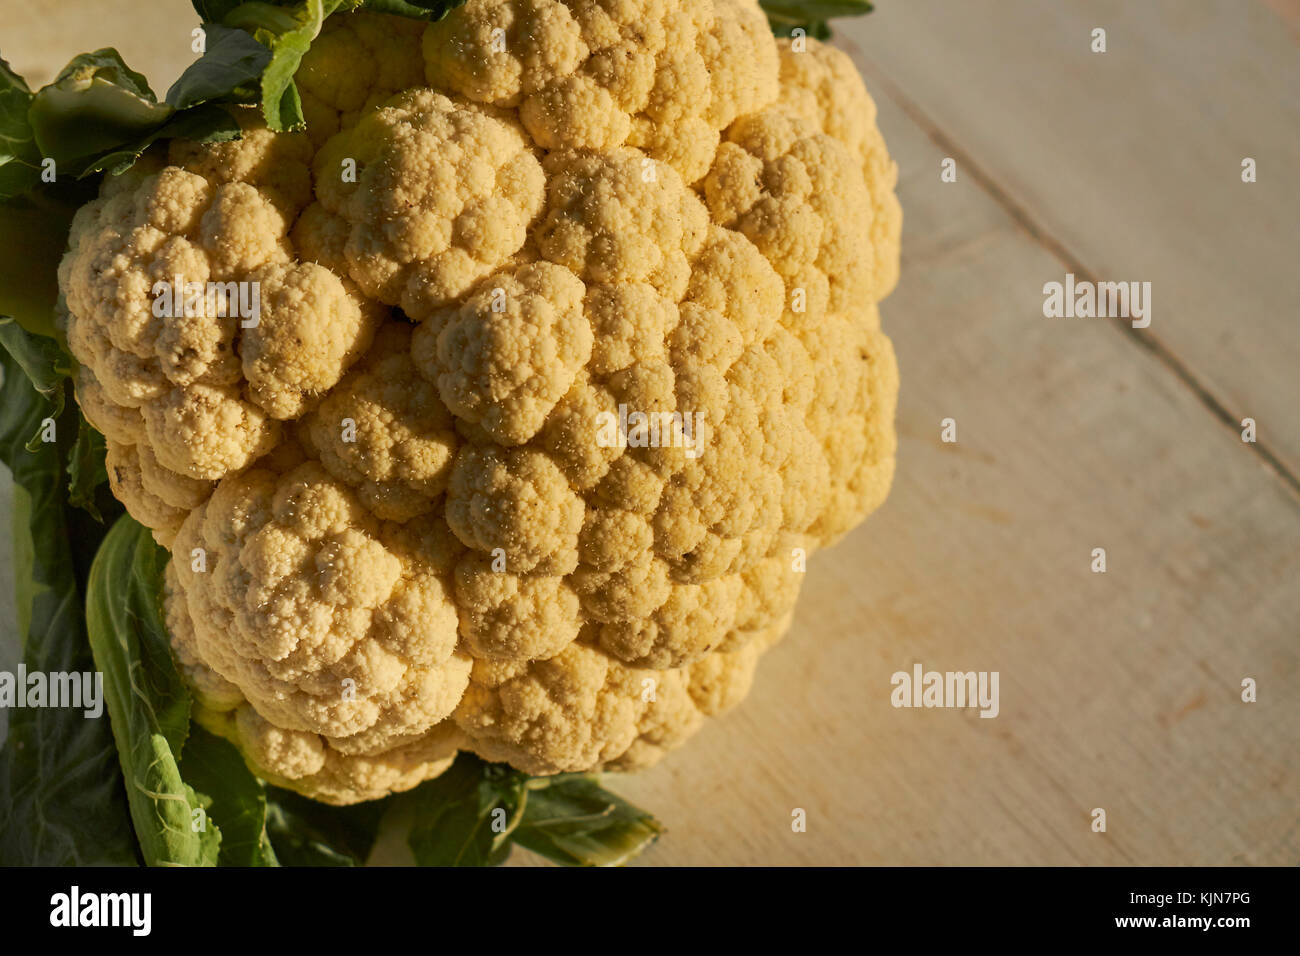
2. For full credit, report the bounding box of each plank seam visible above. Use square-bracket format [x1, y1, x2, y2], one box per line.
[845, 42, 1300, 503]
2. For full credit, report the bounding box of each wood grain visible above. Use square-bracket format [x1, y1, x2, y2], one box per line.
[837, 0, 1300, 481]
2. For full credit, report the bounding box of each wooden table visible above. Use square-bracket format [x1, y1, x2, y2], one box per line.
[1, 0, 1296, 865]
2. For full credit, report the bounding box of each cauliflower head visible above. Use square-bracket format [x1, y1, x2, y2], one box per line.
[60, 3, 901, 804]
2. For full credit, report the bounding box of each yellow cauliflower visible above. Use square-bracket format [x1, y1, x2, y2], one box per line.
[60, 113, 381, 543]
[60, 0, 901, 804]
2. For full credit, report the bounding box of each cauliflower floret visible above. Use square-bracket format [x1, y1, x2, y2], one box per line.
[453, 639, 763, 775]
[105, 440, 211, 546]
[453, 553, 583, 661]
[71, 0, 903, 804]
[703, 106, 875, 322]
[302, 324, 459, 521]
[445, 444, 585, 575]
[811, 317, 899, 541]
[169, 461, 473, 802]
[168, 120, 314, 216]
[412, 261, 591, 445]
[536, 146, 708, 298]
[240, 261, 381, 419]
[228, 704, 463, 804]
[775, 37, 902, 301]
[74, 365, 145, 445]
[313, 89, 545, 319]
[451, 643, 699, 774]
[164, 564, 244, 711]
[60, 111, 380, 531]
[424, 0, 778, 182]
[296, 12, 429, 145]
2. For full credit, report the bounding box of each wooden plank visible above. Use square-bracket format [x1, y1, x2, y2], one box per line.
[836, 0, 1300, 482]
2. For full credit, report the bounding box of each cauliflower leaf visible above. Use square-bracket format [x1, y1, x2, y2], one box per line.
[0, 335, 134, 865]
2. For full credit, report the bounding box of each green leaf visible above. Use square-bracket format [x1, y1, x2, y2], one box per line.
[0, 317, 69, 419]
[761, 0, 874, 20]
[0, 58, 42, 198]
[0, 337, 136, 865]
[265, 786, 387, 865]
[85, 514, 220, 866]
[766, 15, 832, 40]
[10, 45, 245, 189]
[406, 755, 526, 866]
[84, 102, 241, 177]
[513, 774, 662, 867]
[0, 192, 89, 335]
[761, 0, 872, 38]
[181, 726, 278, 866]
[354, 0, 467, 18]
[192, 0, 250, 22]
[29, 49, 175, 168]
[213, 0, 467, 131]
[166, 25, 272, 109]
[266, 74, 306, 133]
[220, 0, 308, 35]
[401, 756, 661, 867]
[225, 0, 348, 132]
[10, 480, 35, 641]
[66, 415, 108, 520]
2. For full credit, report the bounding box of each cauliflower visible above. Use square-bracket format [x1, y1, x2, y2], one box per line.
[60, 112, 382, 541]
[59, 0, 902, 804]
